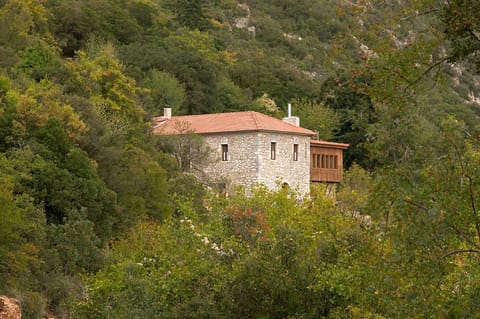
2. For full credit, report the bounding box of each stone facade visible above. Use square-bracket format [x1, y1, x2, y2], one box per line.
[153, 110, 321, 195]
[201, 131, 311, 195]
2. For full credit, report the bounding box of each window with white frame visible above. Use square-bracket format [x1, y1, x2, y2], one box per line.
[293, 144, 299, 161]
[221, 144, 228, 161]
[271, 142, 276, 160]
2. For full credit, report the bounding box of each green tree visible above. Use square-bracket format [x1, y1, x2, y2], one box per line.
[441, 0, 480, 69]
[0, 0, 50, 68]
[47, 0, 143, 57]
[174, 0, 209, 30]
[336, 163, 373, 216]
[142, 69, 186, 116]
[65, 43, 145, 131]
[63, 42, 172, 227]
[101, 143, 172, 222]
[156, 127, 213, 175]
[213, 77, 249, 113]
[0, 155, 45, 292]
[162, 30, 222, 114]
[73, 186, 380, 319]
[14, 42, 62, 81]
[290, 97, 340, 140]
[321, 72, 376, 168]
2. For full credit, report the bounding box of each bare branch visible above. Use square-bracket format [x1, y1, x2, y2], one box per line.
[468, 30, 480, 43]
[446, 133, 480, 244]
[395, 71, 413, 85]
[464, 172, 480, 243]
[400, 8, 440, 21]
[403, 56, 451, 93]
[450, 225, 480, 250]
[404, 198, 429, 211]
[441, 249, 480, 259]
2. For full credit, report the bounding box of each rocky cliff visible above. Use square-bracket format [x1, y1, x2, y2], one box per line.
[0, 296, 21, 319]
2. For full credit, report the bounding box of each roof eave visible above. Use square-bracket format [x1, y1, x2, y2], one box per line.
[310, 140, 350, 149]
[198, 129, 316, 136]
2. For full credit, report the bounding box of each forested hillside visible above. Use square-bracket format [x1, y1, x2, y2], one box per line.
[1, 0, 480, 318]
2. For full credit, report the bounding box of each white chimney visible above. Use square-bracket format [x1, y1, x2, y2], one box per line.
[164, 107, 172, 119]
[283, 103, 300, 126]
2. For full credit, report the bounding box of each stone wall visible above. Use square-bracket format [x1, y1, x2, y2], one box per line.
[201, 132, 260, 189]
[201, 131, 310, 195]
[257, 132, 310, 195]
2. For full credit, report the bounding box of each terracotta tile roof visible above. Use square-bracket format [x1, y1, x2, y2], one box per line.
[310, 139, 349, 149]
[153, 111, 316, 136]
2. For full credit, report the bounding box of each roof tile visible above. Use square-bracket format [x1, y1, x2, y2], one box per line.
[153, 111, 316, 136]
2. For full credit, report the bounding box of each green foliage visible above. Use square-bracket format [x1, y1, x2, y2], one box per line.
[14, 42, 62, 81]
[321, 72, 376, 168]
[0, 37, 172, 318]
[0, 155, 45, 289]
[337, 164, 373, 215]
[47, 0, 143, 57]
[290, 97, 340, 140]
[174, 0, 209, 31]
[142, 69, 186, 116]
[65, 43, 145, 131]
[0, 0, 50, 67]
[1, 1, 480, 318]
[46, 209, 103, 273]
[213, 77, 249, 112]
[442, 0, 480, 70]
[100, 143, 172, 223]
[251, 93, 280, 117]
[73, 187, 378, 318]
[360, 116, 480, 317]
[156, 130, 213, 174]
[161, 30, 222, 114]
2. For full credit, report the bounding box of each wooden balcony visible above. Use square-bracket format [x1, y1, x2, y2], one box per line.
[310, 140, 348, 183]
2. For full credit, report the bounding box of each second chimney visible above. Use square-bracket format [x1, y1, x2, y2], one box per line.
[282, 103, 300, 126]
[164, 107, 172, 119]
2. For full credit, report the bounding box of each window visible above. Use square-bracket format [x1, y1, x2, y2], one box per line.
[271, 142, 276, 160]
[221, 144, 228, 161]
[293, 144, 299, 161]
[312, 153, 339, 169]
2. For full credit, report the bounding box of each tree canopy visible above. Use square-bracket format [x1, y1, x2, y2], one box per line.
[1, 0, 480, 318]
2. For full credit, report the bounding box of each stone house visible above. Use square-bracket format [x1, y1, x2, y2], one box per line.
[153, 108, 347, 195]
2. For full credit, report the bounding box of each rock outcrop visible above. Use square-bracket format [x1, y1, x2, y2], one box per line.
[234, 3, 255, 36]
[0, 296, 21, 319]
